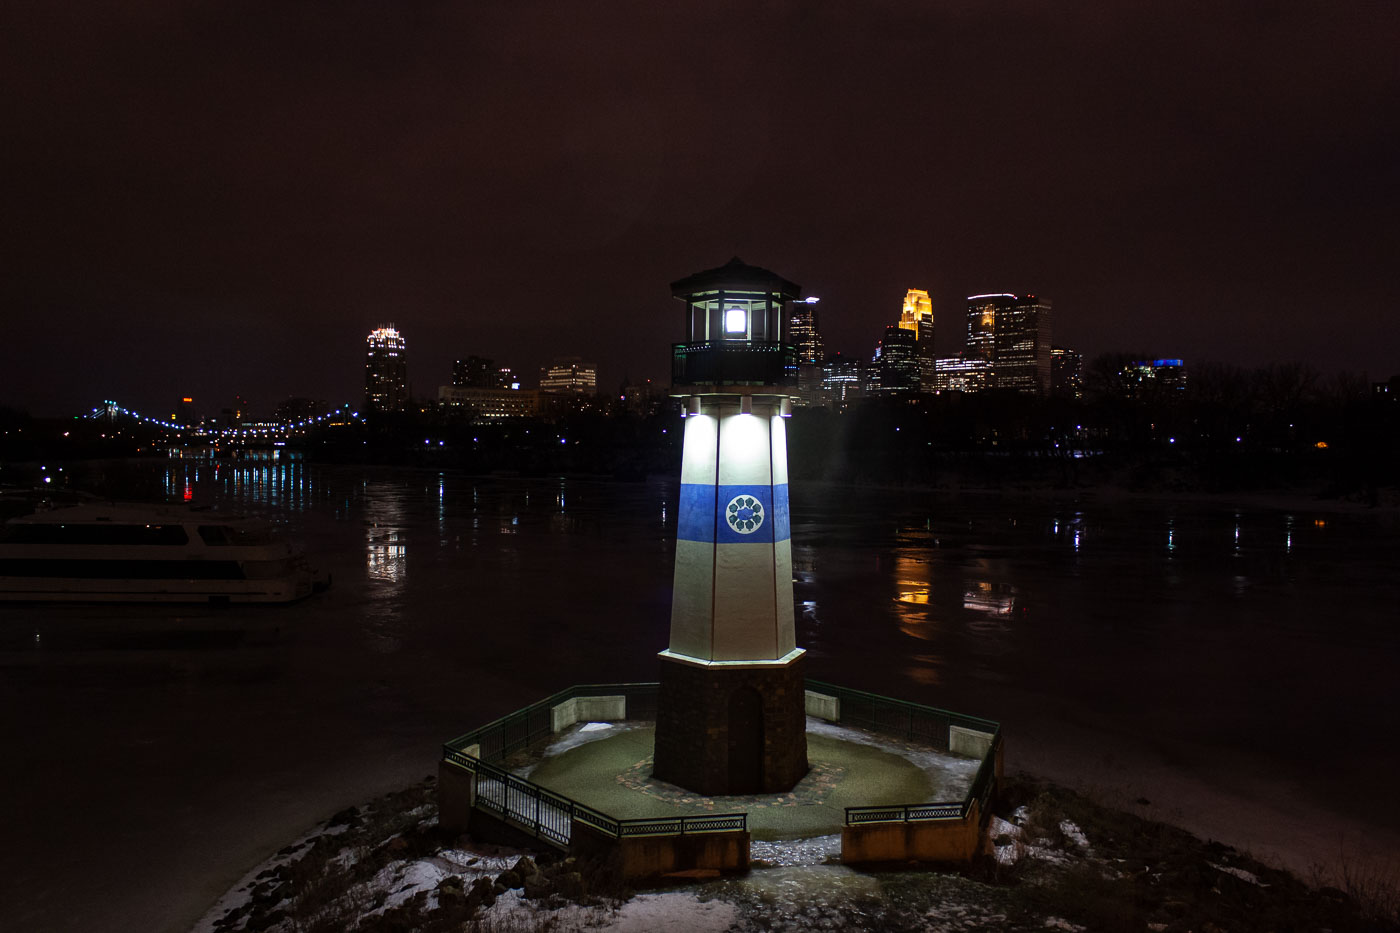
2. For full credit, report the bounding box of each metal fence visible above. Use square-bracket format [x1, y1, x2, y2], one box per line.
[847, 803, 964, 825]
[441, 679, 1000, 837]
[806, 680, 1003, 828]
[806, 679, 1000, 753]
[442, 682, 659, 765]
[442, 682, 740, 848]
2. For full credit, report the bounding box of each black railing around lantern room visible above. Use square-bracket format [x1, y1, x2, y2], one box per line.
[672, 341, 797, 388]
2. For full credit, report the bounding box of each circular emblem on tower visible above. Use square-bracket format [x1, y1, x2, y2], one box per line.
[725, 495, 764, 534]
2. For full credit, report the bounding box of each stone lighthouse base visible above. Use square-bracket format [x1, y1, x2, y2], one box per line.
[652, 650, 809, 797]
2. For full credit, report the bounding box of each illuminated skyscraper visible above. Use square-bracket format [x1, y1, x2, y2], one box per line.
[365, 324, 408, 412]
[788, 296, 824, 366]
[898, 289, 936, 390]
[966, 294, 1053, 395]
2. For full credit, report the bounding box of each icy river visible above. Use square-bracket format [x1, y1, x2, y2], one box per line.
[3, 459, 1398, 933]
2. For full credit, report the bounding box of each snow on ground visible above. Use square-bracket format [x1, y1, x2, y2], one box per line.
[600, 892, 740, 932]
[751, 833, 842, 867]
[1058, 820, 1090, 850]
[987, 814, 1094, 867]
[1210, 862, 1268, 886]
[989, 816, 1022, 865]
[518, 721, 648, 777]
[365, 859, 448, 914]
[806, 717, 983, 795]
[191, 817, 355, 933]
[471, 889, 738, 933]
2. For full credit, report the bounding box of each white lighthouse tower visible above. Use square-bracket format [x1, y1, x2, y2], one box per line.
[653, 258, 809, 796]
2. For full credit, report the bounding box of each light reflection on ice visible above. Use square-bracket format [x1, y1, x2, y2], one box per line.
[963, 581, 1015, 616]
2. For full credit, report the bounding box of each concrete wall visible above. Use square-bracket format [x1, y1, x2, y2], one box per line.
[571, 822, 751, 881]
[841, 800, 983, 865]
[550, 695, 626, 732]
[804, 690, 839, 722]
[437, 759, 477, 836]
[949, 725, 994, 759]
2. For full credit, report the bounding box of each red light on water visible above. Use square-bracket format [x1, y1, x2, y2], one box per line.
[183, 482, 193, 501]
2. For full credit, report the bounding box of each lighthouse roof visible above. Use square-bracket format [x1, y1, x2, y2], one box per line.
[670, 257, 803, 301]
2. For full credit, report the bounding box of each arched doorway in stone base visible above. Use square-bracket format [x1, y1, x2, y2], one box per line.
[727, 686, 765, 793]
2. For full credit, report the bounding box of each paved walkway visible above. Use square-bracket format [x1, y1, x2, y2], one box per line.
[522, 721, 976, 841]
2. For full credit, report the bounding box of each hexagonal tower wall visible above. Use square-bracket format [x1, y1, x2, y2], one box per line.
[653, 258, 810, 796]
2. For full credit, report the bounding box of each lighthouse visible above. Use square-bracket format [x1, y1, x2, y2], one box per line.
[652, 258, 810, 796]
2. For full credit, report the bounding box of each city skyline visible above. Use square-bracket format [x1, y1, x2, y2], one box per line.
[4, 3, 1397, 417]
[7, 275, 1376, 421]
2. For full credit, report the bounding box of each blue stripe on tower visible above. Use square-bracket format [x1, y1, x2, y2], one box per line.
[677, 483, 717, 543]
[715, 485, 776, 545]
[772, 483, 790, 542]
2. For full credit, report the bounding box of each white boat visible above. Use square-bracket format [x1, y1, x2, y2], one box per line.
[0, 503, 328, 604]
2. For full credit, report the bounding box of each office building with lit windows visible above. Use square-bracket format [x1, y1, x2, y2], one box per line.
[364, 324, 408, 412]
[1051, 347, 1084, 399]
[821, 352, 866, 408]
[453, 355, 508, 389]
[788, 296, 824, 367]
[898, 289, 936, 391]
[933, 356, 990, 393]
[787, 295, 826, 401]
[966, 294, 1053, 395]
[874, 325, 920, 393]
[539, 357, 598, 394]
[438, 385, 542, 421]
[1121, 358, 1187, 397]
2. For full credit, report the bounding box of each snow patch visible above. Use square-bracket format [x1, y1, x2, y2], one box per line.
[989, 816, 1024, 865]
[191, 817, 359, 933]
[470, 890, 737, 933]
[365, 859, 447, 914]
[1210, 862, 1267, 886]
[989, 816, 1021, 839]
[1045, 917, 1087, 931]
[1058, 820, 1090, 849]
[751, 834, 842, 867]
[519, 720, 649, 775]
[327, 846, 361, 871]
[606, 892, 740, 932]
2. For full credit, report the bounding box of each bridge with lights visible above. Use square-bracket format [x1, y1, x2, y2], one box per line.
[86, 400, 363, 447]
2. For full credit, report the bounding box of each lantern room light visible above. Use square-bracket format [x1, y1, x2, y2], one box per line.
[723, 306, 746, 335]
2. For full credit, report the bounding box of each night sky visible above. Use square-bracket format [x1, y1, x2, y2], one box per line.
[4, 2, 1397, 417]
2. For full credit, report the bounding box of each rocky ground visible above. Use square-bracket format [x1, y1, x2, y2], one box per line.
[195, 776, 1399, 933]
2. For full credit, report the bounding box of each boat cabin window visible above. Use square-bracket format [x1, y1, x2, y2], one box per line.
[198, 525, 273, 546]
[0, 523, 189, 545]
[198, 525, 231, 546]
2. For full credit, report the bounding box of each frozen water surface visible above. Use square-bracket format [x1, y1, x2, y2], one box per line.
[3, 466, 1398, 933]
